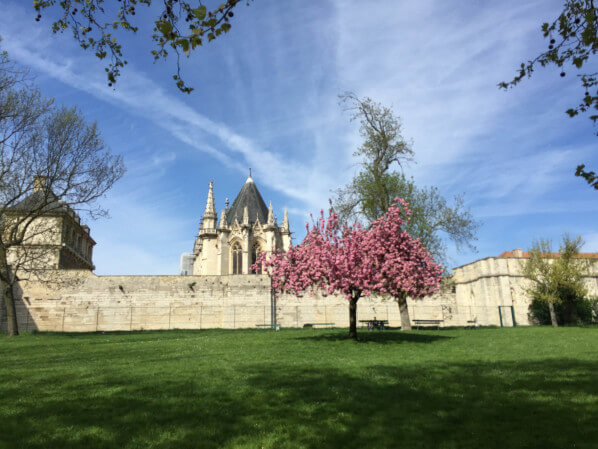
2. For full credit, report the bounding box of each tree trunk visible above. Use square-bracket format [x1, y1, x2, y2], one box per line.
[397, 293, 411, 330]
[0, 245, 18, 336]
[548, 302, 558, 328]
[348, 290, 360, 339]
[1, 280, 18, 336]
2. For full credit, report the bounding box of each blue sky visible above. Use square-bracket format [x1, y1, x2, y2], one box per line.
[1, 0, 596, 274]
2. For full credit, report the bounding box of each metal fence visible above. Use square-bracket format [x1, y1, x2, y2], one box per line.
[1, 302, 524, 332]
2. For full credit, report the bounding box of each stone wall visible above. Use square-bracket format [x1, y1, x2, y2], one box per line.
[1, 255, 597, 332]
[2, 272, 272, 332]
[453, 256, 598, 326]
[1, 271, 458, 332]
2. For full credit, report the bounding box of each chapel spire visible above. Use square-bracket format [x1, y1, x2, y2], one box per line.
[202, 180, 217, 229]
[281, 207, 289, 232]
[267, 201, 274, 225]
[218, 208, 228, 229]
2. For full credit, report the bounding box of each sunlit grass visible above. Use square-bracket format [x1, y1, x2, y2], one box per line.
[1, 326, 597, 449]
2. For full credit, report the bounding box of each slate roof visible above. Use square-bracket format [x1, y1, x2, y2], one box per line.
[9, 190, 70, 214]
[226, 178, 268, 225]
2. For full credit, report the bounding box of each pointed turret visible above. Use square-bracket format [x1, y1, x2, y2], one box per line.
[218, 208, 228, 229]
[202, 180, 217, 229]
[280, 207, 291, 251]
[281, 207, 289, 231]
[267, 201, 274, 226]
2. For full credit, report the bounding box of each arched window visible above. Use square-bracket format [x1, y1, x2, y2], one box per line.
[232, 242, 243, 275]
[251, 242, 262, 274]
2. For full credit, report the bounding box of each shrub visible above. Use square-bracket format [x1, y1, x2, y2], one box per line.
[529, 295, 596, 325]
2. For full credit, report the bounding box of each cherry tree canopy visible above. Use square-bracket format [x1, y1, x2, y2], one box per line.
[255, 198, 443, 338]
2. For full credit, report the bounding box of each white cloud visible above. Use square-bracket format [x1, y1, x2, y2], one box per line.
[2, 0, 595, 274]
[331, 1, 568, 173]
[0, 6, 337, 213]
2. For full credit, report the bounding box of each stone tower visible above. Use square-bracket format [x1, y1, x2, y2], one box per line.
[191, 171, 291, 275]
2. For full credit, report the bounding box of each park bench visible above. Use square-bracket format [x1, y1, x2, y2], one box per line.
[303, 323, 335, 329]
[466, 319, 478, 328]
[359, 319, 389, 330]
[256, 324, 280, 331]
[413, 319, 443, 329]
[312, 322, 335, 328]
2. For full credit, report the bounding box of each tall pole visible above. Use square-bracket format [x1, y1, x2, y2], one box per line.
[270, 283, 276, 326]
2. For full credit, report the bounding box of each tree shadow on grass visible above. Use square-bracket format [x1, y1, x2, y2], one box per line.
[2, 357, 597, 449]
[296, 330, 452, 344]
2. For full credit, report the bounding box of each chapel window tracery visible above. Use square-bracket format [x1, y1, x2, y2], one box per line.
[232, 242, 242, 275]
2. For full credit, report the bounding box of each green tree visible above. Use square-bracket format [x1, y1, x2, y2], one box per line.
[0, 45, 125, 336]
[32, 0, 253, 93]
[499, 1, 598, 190]
[522, 235, 592, 327]
[333, 93, 479, 266]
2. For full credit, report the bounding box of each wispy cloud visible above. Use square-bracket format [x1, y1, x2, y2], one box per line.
[2, 0, 595, 273]
[332, 0, 595, 213]
[0, 5, 337, 212]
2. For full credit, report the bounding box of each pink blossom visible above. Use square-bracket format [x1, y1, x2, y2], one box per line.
[253, 198, 443, 303]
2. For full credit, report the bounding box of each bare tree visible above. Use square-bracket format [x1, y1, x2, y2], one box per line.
[0, 46, 125, 336]
[333, 93, 479, 266]
[335, 92, 414, 219]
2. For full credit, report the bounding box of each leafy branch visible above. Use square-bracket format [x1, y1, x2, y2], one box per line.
[499, 1, 598, 190]
[33, 0, 253, 93]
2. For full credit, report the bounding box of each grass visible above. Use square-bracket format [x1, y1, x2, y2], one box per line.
[1, 326, 597, 449]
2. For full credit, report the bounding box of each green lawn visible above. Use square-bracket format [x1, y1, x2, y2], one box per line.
[1, 327, 597, 449]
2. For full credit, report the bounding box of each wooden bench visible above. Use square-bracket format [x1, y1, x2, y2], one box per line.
[256, 324, 280, 331]
[313, 322, 335, 328]
[303, 323, 335, 329]
[466, 320, 478, 328]
[359, 320, 389, 330]
[413, 319, 443, 329]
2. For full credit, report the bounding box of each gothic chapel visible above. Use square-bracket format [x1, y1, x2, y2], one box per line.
[187, 171, 291, 275]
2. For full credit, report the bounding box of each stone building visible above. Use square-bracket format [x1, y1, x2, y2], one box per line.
[4, 176, 95, 271]
[188, 171, 291, 275]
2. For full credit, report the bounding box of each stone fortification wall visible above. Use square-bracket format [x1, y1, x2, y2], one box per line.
[453, 256, 598, 326]
[2, 272, 271, 332]
[2, 256, 596, 332]
[1, 271, 460, 332]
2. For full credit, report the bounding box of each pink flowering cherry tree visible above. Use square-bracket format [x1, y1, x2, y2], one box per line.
[254, 199, 443, 338]
[365, 199, 444, 330]
[255, 209, 371, 339]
